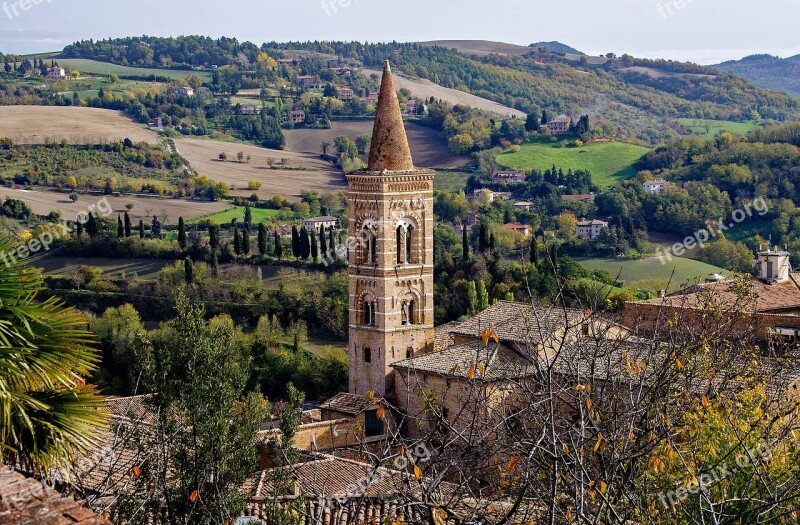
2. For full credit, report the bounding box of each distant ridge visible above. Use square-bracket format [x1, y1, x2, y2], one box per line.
[418, 39, 583, 57]
[715, 54, 800, 98]
[531, 41, 583, 55]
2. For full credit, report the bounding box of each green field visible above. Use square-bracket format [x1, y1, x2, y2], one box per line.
[496, 140, 650, 187]
[186, 205, 281, 225]
[677, 119, 761, 137]
[434, 170, 473, 192]
[578, 256, 727, 293]
[58, 58, 211, 81]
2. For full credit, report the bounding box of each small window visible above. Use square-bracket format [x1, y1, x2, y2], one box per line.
[406, 226, 414, 263]
[364, 347, 372, 363]
[406, 348, 412, 359]
[363, 301, 376, 326]
[364, 409, 384, 437]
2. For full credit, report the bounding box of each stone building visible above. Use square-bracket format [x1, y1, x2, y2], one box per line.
[346, 61, 435, 398]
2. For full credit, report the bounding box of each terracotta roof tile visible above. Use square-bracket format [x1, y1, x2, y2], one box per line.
[319, 393, 375, 415]
[0, 467, 113, 525]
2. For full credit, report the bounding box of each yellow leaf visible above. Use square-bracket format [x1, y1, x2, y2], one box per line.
[599, 480, 608, 494]
[701, 395, 709, 408]
[675, 359, 683, 369]
[507, 457, 520, 471]
[594, 433, 603, 453]
[491, 328, 499, 344]
[481, 327, 490, 346]
[566, 508, 573, 521]
[586, 399, 593, 411]
[365, 389, 375, 401]
[376, 406, 385, 420]
[562, 443, 570, 454]
[467, 367, 475, 380]
[414, 465, 423, 480]
[476, 363, 485, 375]
[189, 489, 199, 502]
[625, 360, 632, 375]
[131, 465, 141, 477]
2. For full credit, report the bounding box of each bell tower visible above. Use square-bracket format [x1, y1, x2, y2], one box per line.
[347, 61, 435, 397]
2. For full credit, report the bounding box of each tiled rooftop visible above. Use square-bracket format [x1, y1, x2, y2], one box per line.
[393, 340, 535, 380]
[0, 467, 113, 525]
[319, 393, 376, 415]
[633, 274, 800, 313]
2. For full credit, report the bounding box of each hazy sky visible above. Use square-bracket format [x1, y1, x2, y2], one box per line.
[1, 0, 798, 64]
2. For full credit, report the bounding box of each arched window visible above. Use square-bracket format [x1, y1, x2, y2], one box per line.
[401, 300, 416, 326]
[362, 226, 377, 264]
[364, 347, 372, 363]
[363, 301, 376, 326]
[395, 223, 416, 264]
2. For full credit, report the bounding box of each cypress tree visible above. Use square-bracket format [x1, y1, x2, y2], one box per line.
[233, 227, 242, 256]
[184, 257, 193, 284]
[76, 221, 83, 237]
[209, 224, 220, 251]
[291, 225, 300, 259]
[462, 224, 470, 260]
[530, 235, 538, 268]
[138, 219, 145, 238]
[258, 223, 267, 255]
[329, 229, 335, 252]
[177, 217, 187, 249]
[124, 212, 132, 237]
[241, 226, 250, 255]
[478, 223, 488, 253]
[117, 216, 124, 238]
[86, 213, 98, 238]
[477, 281, 489, 312]
[489, 233, 496, 253]
[275, 232, 283, 260]
[299, 227, 311, 260]
[211, 249, 219, 277]
[151, 216, 161, 238]
[466, 281, 477, 316]
[244, 204, 252, 230]
[311, 230, 318, 261]
[319, 228, 327, 256]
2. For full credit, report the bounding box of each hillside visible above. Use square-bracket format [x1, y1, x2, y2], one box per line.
[715, 54, 800, 98]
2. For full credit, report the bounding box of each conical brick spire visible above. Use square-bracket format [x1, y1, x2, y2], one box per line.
[367, 61, 414, 171]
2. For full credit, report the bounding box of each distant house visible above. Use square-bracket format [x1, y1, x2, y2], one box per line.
[643, 179, 669, 194]
[336, 87, 355, 101]
[465, 210, 481, 226]
[289, 108, 306, 124]
[575, 219, 609, 240]
[513, 201, 533, 211]
[148, 117, 164, 130]
[503, 223, 531, 237]
[302, 216, 339, 233]
[297, 75, 318, 88]
[238, 104, 259, 115]
[45, 66, 67, 80]
[472, 188, 511, 204]
[547, 115, 572, 135]
[174, 86, 195, 97]
[278, 58, 301, 66]
[492, 170, 527, 184]
[331, 67, 351, 75]
[403, 99, 417, 115]
[561, 193, 595, 203]
[365, 91, 379, 105]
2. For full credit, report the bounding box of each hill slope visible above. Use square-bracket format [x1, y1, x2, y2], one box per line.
[715, 54, 800, 98]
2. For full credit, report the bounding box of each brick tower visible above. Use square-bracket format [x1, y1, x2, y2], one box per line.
[347, 61, 435, 397]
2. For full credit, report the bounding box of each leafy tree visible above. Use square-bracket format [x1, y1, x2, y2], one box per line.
[177, 217, 187, 249]
[151, 215, 161, 238]
[320, 141, 331, 156]
[355, 134, 371, 154]
[0, 237, 107, 472]
[218, 152, 227, 161]
[541, 109, 550, 124]
[128, 295, 269, 523]
[525, 112, 541, 131]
